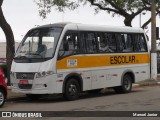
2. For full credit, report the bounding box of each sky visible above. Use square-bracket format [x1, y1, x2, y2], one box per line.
[0, 0, 159, 42]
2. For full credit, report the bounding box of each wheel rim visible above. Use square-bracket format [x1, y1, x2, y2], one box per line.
[0, 91, 4, 105]
[68, 83, 77, 96]
[124, 77, 131, 90]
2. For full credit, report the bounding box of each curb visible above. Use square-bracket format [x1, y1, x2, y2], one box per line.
[133, 84, 140, 87]
[133, 81, 160, 87]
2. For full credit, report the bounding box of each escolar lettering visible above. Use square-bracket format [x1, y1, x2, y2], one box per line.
[110, 56, 136, 64]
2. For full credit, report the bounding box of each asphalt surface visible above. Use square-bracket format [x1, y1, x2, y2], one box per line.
[1, 86, 160, 120]
[0, 78, 160, 120]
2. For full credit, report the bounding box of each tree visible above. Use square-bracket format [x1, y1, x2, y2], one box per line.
[35, 0, 160, 28]
[0, 0, 15, 85]
[151, 0, 157, 80]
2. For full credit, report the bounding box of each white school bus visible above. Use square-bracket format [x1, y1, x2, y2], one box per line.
[10, 23, 150, 100]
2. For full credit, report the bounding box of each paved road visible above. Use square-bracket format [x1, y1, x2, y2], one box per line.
[0, 86, 160, 120]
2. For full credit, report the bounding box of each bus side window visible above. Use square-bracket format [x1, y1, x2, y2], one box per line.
[134, 34, 147, 52]
[115, 33, 125, 52]
[80, 32, 86, 53]
[97, 32, 109, 53]
[58, 31, 80, 58]
[117, 34, 134, 53]
[122, 34, 134, 52]
[85, 32, 97, 54]
[107, 33, 117, 52]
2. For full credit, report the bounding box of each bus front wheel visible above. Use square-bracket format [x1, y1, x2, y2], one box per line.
[63, 78, 80, 101]
[114, 74, 132, 94]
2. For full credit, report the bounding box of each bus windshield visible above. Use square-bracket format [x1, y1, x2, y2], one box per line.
[15, 27, 62, 59]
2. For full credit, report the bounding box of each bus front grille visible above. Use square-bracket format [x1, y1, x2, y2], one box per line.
[16, 73, 35, 80]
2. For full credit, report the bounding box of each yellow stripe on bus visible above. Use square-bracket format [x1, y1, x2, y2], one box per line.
[57, 53, 150, 69]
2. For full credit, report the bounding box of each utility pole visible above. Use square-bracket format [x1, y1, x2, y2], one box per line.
[151, 0, 157, 80]
[140, 13, 141, 27]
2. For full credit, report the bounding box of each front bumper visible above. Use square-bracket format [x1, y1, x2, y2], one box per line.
[11, 74, 63, 94]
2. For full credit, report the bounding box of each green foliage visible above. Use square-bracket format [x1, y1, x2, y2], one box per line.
[35, 0, 158, 18]
[34, 0, 160, 27]
[35, 0, 79, 18]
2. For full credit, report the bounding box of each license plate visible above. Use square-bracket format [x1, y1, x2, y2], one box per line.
[19, 80, 29, 85]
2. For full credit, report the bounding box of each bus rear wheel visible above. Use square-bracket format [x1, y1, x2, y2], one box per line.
[114, 74, 132, 94]
[63, 79, 80, 101]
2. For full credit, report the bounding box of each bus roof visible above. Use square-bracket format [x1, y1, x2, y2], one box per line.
[35, 22, 144, 33]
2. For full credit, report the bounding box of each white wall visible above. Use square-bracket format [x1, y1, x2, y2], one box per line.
[0, 42, 19, 58]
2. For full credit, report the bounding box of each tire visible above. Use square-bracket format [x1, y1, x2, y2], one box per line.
[0, 89, 6, 107]
[26, 94, 42, 100]
[63, 78, 80, 101]
[114, 74, 132, 94]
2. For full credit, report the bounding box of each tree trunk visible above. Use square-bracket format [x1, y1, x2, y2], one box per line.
[0, 0, 15, 85]
[124, 17, 133, 27]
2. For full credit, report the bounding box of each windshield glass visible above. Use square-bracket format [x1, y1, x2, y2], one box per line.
[15, 27, 62, 59]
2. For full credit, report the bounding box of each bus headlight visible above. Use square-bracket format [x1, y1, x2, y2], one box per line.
[36, 71, 54, 78]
